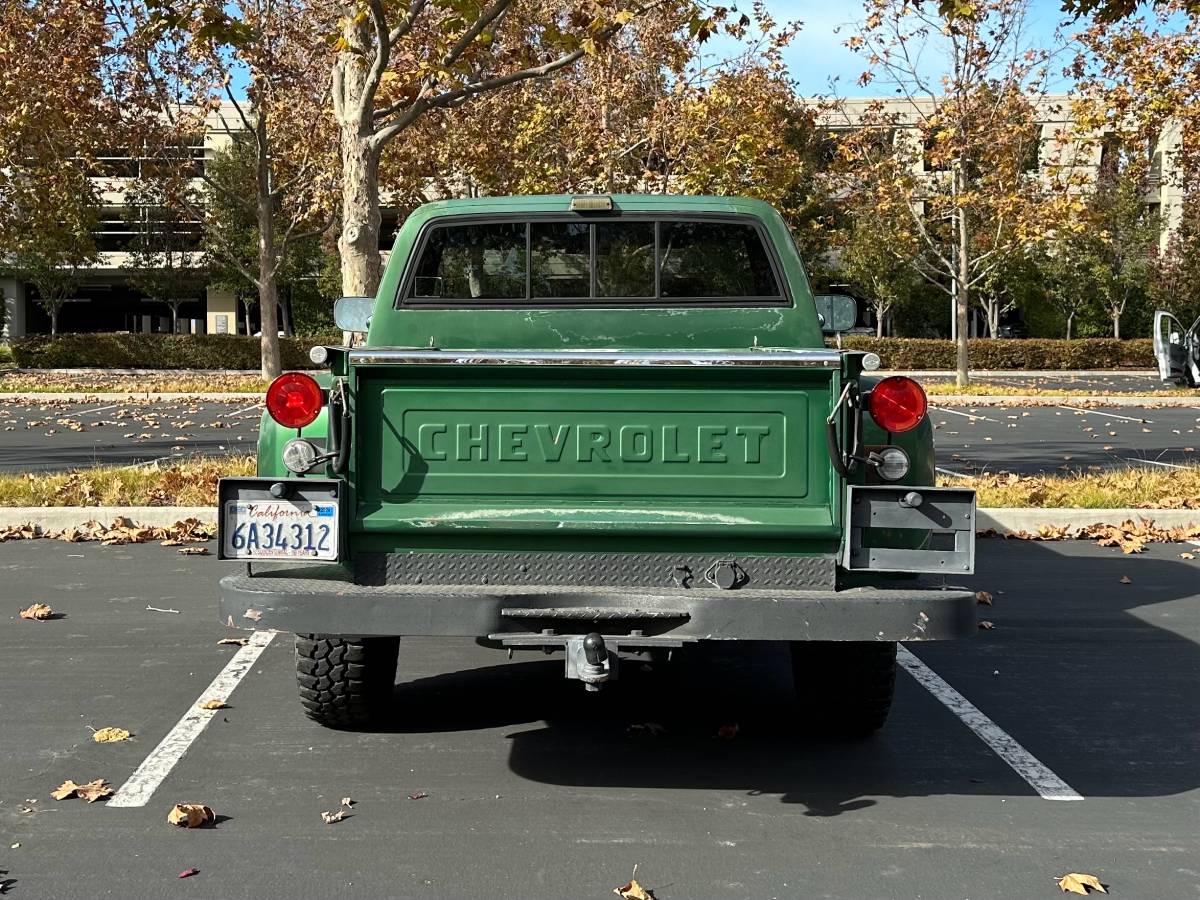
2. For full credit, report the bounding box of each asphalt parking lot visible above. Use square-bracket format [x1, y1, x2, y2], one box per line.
[0, 398, 261, 473]
[1, 538, 1196, 898]
[931, 403, 1200, 476]
[2, 395, 1198, 477]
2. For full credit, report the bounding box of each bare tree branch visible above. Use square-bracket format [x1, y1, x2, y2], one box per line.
[441, 0, 512, 67]
[371, 45, 590, 149]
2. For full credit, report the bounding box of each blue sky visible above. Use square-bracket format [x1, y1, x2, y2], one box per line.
[742, 0, 1081, 96]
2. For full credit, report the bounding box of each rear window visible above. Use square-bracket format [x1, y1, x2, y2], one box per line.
[404, 218, 782, 305]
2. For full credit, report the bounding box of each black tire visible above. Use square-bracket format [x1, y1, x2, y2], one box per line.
[789, 640, 897, 737]
[295, 634, 400, 729]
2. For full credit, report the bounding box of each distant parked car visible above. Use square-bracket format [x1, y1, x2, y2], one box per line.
[1153, 310, 1200, 386]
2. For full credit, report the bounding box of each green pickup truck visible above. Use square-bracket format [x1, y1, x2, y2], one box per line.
[217, 194, 976, 735]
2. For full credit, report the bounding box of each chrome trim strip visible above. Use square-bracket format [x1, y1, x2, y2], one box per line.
[348, 348, 843, 367]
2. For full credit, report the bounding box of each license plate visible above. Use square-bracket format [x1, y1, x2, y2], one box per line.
[222, 499, 339, 560]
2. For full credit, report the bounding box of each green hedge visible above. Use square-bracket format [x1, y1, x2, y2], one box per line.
[10, 332, 344, 370]
[9, 332, 1156, 371]
[834, 337, 1154, 370]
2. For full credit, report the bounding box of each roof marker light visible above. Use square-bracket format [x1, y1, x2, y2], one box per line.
[569, 195, 613, 212]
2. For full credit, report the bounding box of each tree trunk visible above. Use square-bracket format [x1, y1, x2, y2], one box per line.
[953, 169, 970, 388]
[1066, 311, 1074, 340]
[170, 304, 179, 334]
[335, 16, 383, 301]
[255, 116, 282, 382]
[955, 256, 970, 386]
[338, 126, 382, 298]
[50, 303, 59, 337]
[281, 292, 292, 338]
[875, 308, 884, 338]
[1112, 310, 1121, 340]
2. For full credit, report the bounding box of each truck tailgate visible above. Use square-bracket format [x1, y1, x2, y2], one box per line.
[350, 349, 842, 539]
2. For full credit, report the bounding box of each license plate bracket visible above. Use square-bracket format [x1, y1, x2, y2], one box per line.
[218, 477, 345, 562]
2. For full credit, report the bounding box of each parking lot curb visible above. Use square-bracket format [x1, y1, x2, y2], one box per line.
[929, 394, 1196, 406]
[977, 507, 1200, 534]
[1, 506, 1196, 536]
[0, 392, 263, 402]
[0, 507, 216, 530]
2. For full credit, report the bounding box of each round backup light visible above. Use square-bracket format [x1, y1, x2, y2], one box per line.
[875, 446, 911, 481]
[867, 376, 927, 433]
[861, 352, 882, 372]
[282, 438, 320, 474]
[266, 372, 323, 429]
[309, 345, 330, 365]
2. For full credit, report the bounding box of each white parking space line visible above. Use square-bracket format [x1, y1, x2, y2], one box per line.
[1058, 405, 1150, 423]
[119, 453, 184, 470]
[1122, 457, 1191, 470]
[935, 466, 969, 478]
[75, 403, 120, 415]
[930, 406, 999, 423]
[897, 646, 1083, 802]
[109, 630, 276, 808]
[223, 403, 263, 418]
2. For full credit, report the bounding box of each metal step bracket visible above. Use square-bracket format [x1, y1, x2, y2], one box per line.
[842, 484, 976, 575]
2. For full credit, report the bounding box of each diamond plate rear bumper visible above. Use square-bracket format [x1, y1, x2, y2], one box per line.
[219, 567, 976, 641]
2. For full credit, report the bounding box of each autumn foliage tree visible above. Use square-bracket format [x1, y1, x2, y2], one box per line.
[837, 0, 1071, 385]
[111, 0, 336, 377]
[0, 0, 113, 335]
[324, 0, 746, 299]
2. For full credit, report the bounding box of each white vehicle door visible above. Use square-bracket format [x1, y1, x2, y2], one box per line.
[1153, 310, 1189, 383]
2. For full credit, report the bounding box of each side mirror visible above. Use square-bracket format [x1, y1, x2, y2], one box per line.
[814, 294, 858, 334]
[334, 296, 374, 333]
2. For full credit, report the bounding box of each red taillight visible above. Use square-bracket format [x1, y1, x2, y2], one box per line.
[265, 372, 323, 429]
[867, 376, 927, 433]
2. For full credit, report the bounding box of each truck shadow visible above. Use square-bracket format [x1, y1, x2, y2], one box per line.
[382, 539, 1199, 814]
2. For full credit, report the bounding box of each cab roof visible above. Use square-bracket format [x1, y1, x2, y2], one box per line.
[409, 194, 783, 221]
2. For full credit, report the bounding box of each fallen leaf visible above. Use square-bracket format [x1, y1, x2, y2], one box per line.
[1181, 552, 1195, 560]
[340, 797, 354, 807]
[167, 804, 216, 828]
[216, 637, 248, 646]
[243, 608, 262, 622]
[178, 868, 199, 879]
[177, 547, 209, 556]
[716, 723, 739, 740]
[51, 778, 113, 802]
[1057, 872, 1107, 894]
[408, 790, 428, 800]
[92, 727, 132, 743]
[627, 722, 667, 737]
[321, 809, 347, 824]
[77, 779, 114, 803]
[613, 878, 654, 900]
[1119, 575, 1131, 584]
[979, 620, 995, 630]
[51, 780, 80, 800]
[19, 603, 53, 621]
[199, 699, 227, 710]
[975, 590, 993, 606]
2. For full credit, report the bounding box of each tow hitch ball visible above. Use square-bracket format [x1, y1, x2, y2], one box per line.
[567, 632, 613, 692]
